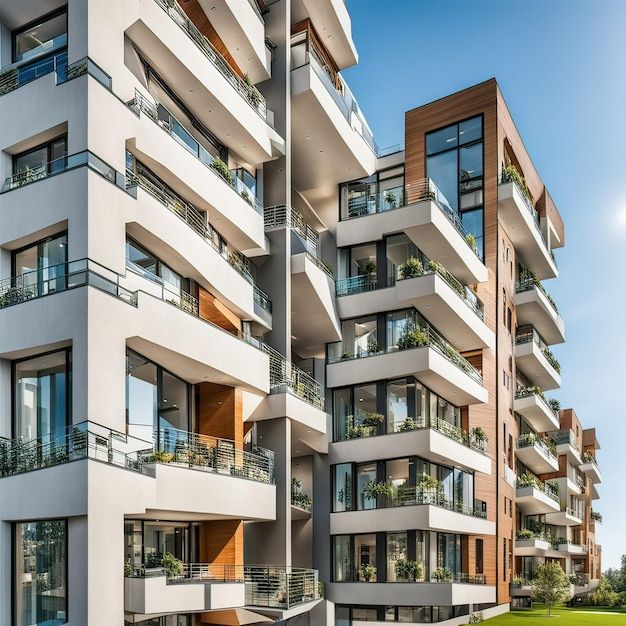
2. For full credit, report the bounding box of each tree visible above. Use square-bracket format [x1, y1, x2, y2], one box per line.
[604, 554, 626, 593]
[587, 577, 621, 607]
[531, 562, 571, 617]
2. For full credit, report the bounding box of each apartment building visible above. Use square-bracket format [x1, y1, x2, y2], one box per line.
[0, 2, 601, 626]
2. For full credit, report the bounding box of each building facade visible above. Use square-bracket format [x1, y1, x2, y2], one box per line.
[0, 1, 601, 626]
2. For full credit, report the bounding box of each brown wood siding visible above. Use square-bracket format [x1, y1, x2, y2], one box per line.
[196, 383, 243, 447]
[198, 286, 243, 334]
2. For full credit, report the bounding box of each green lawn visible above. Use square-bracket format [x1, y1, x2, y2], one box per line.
[484, 606, 626, 625]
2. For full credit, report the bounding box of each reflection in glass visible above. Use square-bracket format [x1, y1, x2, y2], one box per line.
[334, 463, 353, 512]
[126, 350, 158, 442]
[386, 532, 408, 581]
[14, 11, 67, 63]
[355, 534, 377, 581]
[356, 463, 377, 510]
[333, 535, 352, 582]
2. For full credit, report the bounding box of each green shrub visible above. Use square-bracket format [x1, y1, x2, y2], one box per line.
[396, 323, 428, 350]
[399, 256, 423, 280]
[211, 157, 234, 184]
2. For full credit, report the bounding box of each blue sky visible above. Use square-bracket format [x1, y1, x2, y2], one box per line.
[343, 0, 626, 569]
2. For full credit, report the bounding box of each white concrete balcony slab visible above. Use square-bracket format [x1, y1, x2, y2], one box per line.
[516, 436, 559, 474]
[514, 333, 561, 392]
[498, 181, 557, 280]
[291, 252, 341, 356]
[545, 508, 583, 527]
[125, 575, 245, 615]
[125, 0, 284, 166]
[513, 391, 560, 432]
[330, 504, 494, 537]
[591, 483, 600, 500]
[580, 459, 602, 484]
[128, 109, 265, 252]
[553, 430, 583, 465]
[515, 484, 560, 515]
[558, 542, 587, 555]
[326, 582, 495, 607]
[329, 426, 491, 475]
[291, 58, 376, 191]
[337, 273, 493, 351]
[327, 346, 487, 407]
[197, 0, 271, 82]
[514, 283, 565, 345]
[514, 538, 551, 556]
[336, 192, 488, 285]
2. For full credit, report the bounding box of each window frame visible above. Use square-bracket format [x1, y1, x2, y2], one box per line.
[12, 135, 68, 177]
[12, 6, 68, 64]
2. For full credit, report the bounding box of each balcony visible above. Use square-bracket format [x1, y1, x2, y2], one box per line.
[290, 39, 376, 191]
[126, 0, 284, 166]
[336, 265, 493, 351]
[545, 507, 583, 527]
[336, 180, 488, 285]
[514, 326, 561, 391]
[329, 416, 490, 475]
[125, 565, 245, 615]
[580, 453, 602, 484]
[557, 541, 587, 555]
[327, 326, 487, 406]
[516, 476, 560, 514]
[514, 276, 565, 344]
[244, 566, 320, 612]
[330, 487, 493, 536]
[552, 430, 583, 465]
[497, 177, 557, 280]
[127, 161, 271, 329]
[514, 535, 551, 556]
[326, 579, 495, 607]
[516, 434, 559, 474]
[513, 387, 560, 432]
[128, 90, 266, 251]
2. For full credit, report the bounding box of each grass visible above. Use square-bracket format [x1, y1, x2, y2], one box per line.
[483, 605, 626, 625]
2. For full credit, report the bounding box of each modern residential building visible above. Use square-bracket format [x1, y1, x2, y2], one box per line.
[0, 2, 601, 626]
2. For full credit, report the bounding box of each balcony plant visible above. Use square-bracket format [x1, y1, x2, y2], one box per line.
[542, 346, 561, 373]
[398, 417, 417, 432]
[545, 481, 560, 498]
[363, 259, 376, 275]
[516, 528, 535, 541]
[292, 477, 312, 510]
[416, 474, 445, 506]
[518, 385, 545, 400]
[384, 190, 398, 209]
[501, 163, 533, 204]
[465, 232, 478, 253]
[581, 451, 595, 464]
[367, 336, 381, 354]
[211, 157, 234, 184]
[363, 480, 394, 502]
[396, 323, 429, 351]
[242, 73, 261, 109]
[398, 256, 423, 280]
[517, 472, 539, 489]
[394, 558, 423, 582]
[162, 552, 184, 579]
[360, 564, 377, 582]
[471, 426, 488, 446]
[590, 510, 602, 523]
[518, 432, 537, 447]
[145, 552, 162, 571]
[432, 567, 453, 582]
[124, 559, 135, 577]
[547, 397, 560, 413]
[241, 189, 254, 206]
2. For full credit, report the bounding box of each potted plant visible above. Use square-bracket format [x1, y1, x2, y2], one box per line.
[416, 474, 441, 505]
[517, 472, 539, 489]
[211, 157, 234, 184]
[398, 417, 417, 432]
[501, 163, 533, 203]
[516, 528, 535, 541]
[124, 559, 135, 577]
[398, 256, 423, 280]
[394, 558, 423, 582]
[431, 567, 453, 582]
[242, 73, 261, 109]
[396, 323, 429, 350]
[241, 189, 254, 206]
[471, 426, 488, 447]
[363, 259, 376, 275]
[360, 564, 377, 582]
[162, 552, 184, 579]
[384, 190, 398, 208]
[363, 480, 394, 502]
[144, 552, 163, 576]
[547, 397, 561, 413]
[465, 232, 477, 252]
[367, 336, 381, 354]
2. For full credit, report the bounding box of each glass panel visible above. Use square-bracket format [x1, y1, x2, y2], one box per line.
[333, 388, 352, 441]
[14, 246, 39, 291]
[355, 534, 377, 581]
[159, 371, 189, 433]
[349, 244, 377, 278]
[159, 264, 181, 294]
[460, 143, 483, 183]
[334, 463, 353, 512]
[437, 533, 461, 576]
[438, 466, 454, 505]
[386, 310, 418, 351]
[14, 351, 69, 441]
[386, 532, 408, 581]
[459, 117, 482, 145]
[427, 150, 458, 211]
[399, 607, 431, 623]
[356, 463, 377, 510]
[143, 521, 189, 566]
[15, 520, 67, 626]
[387, 378, 409, 433]
[40, 234, 67, 294]
[333, 536, 352, 582]
[385, 234, 418, 285]
[49, 137, 67, 174]
[15, 146, 48, 178]
[426, 123, 458, 155]
[386, 458, 410, 493]
[461, 208, 484, 259]
[124, 521, 143, 573]
[126, 239, 158, 276]
[352, 608, 378, 622]
[345, 178, 376, 218]
[126, 350, 158, 441]
[341, 316, 378, 358]
[14, 11, 67, 63]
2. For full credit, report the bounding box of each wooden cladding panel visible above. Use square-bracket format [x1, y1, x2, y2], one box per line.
[196, 383, 243, 446]
[198, 287, 242, 334]
[199, 520, 244, 565]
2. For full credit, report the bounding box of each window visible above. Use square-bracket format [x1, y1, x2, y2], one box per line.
[333, 463, 353, 512]
[387, 532, 408, 581]
[14, 136, 67, 179]
[426, 116, 484, 259]
[14, 349, 71, 440]
[356, 463, 377, 510]
[13, 233, 68, 296]
[476, 539, 484, 574]
[340, 167, 405, 220]
[126, 237, 183, 296]
[385, 234, 419, 286]
[333, 315, 378, 360]
[333, 536, 352, 582]
[14, 520, 67, 626]
[437, 533, 461, 576]
[355, 534, 377, 581]
[13, 9, 68, 63]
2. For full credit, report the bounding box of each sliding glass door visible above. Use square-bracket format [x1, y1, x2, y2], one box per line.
[13, 233, 67, 296]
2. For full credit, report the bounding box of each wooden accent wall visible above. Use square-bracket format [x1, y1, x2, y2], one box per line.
[196, 382, 243, 446]
[179, 0, 244, 77]
[405, 79, 506, 599]
[198, 286, 243, 334]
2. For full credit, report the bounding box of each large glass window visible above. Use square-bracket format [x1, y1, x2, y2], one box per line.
[356, 463, 377, 510]
[386, 378, 425, 433]
[385, 234, 419, 286]
[426, 116, 484, 258]
[333, 536, 352, 582]
[338, 316, 378, 359]
[126, 238, 181, 295]
[14, 350, 71, 440]
[437, 533, 461, 576]
[14, 136, 67, 179]
[386, 309, 422, 350]
[15, 520, 67, 626]
[13, 10, 68, 63]
[386, 532, 408, 581]
[333, 463, 353, 512]
[355, 534, 377, 582]
[13, 233, 67, 296]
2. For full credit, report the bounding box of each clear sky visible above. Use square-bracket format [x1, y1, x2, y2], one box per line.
[343, 0, 626, 570]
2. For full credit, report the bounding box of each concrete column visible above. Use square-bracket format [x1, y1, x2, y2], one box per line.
[313, 451, 331, 585]
[0, 359, 10, 437]
[0, 520, 10, 626]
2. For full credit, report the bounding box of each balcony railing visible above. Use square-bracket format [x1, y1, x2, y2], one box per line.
[329, 323, 483, 384]
[1, 149, 126, 193]
[128, 89, 263, 213]
[335, 273, 378, 297]
[552, 429, 577, 448]
[515, 386, 559, 418]
[244, 566, 319, 608]
[516, 475, 560, 503]
[152, 0, 270, 123]
[147, 427, 274, 484]
[515, 325, 561, 373]
[517, 433, 557, 460]
[128, 563, 245, 582]
[264, 204, 321, 257]
[516, 274, 559, 314]
[262, 343, 325, 410]
[0, 421, 152, 478]
[382, 485, 487, 519]
[0, 259, 137, 310]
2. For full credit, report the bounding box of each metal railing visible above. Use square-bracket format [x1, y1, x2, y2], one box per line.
[517, 434, 557, 460]
[128, 563, 245, 582]
[383, 485, 488, 519]
[515, 387, 559, 418]
[329, 323, 483, 384]
[244, 566, 319, 608]
[146, 426, 274, 484]
[552, 429, 577, 448]
[262, 343, 325, 410]
[335, 273, 378, 297]
[342, 179, 480, 259]
[0, 421, 151, 477]
[152, 0, 269, 123]
[516, 476, 560, 503]
[0, 259, 137, 310]
[128, 89, 263, 213]
[516, 275, 559, 314]
[1, 149, 125, 193]
[264, 205, 320, 256]
[515, 325, 560, 373]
